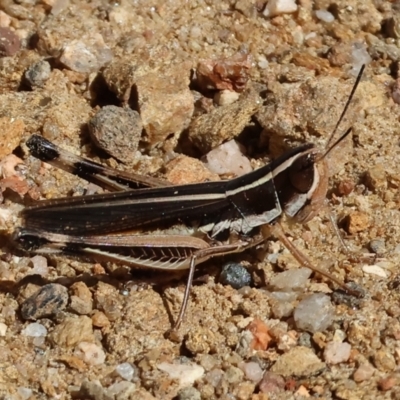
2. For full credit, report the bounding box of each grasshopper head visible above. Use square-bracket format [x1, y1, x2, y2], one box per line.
[289, 150, 329, 224]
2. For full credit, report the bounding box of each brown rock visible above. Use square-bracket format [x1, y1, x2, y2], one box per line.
[0, 89, 91, 149]
[323, 342, 351, 364]
[373, 349, 396, 372]
[24, 60, 51, 88]
[256, 75, 359, 166]
[0, 176, 29, 197]
[345, 211, 370, 234]
[93, 282, 122, 322]
[69, 282, 93, 315]
[0, 27, 20, 57]
[189, 87, 261, 153]
[232, 381, 256, 400]
[88, 106, 142, 164]
[59, 34, 112, 73]
[164, 155, 220, 185]
[91, 310, 110, 328]
[136, 65, 194, 145]
[0, 117, 24, 158]
[103, 59, 194, 146]
[365, 164, 387, 193]
[353, 363, 375, 382]
[327, 42, 353, 67]
[196, 53, 252, 92]
[247, 318, 272, 351]
[292, 52, 330, 72]
[378, 374, 399, 391]
[59, 355, 86, 372]
[270, 346, 326, 377]
[103, 56, 146, 103]
[337, 179, 355, 196]
[49, 315, 95, 347]
[185, 326, 224, 355]
[259, 371, 285, 394]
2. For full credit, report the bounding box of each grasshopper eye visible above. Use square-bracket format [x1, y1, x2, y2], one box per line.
[289, 154, 316, 193]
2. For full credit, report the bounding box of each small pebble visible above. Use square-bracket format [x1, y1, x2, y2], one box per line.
[337, 179, 355, 196]
[378, 374, 399, 391]
[20, 283, 68, 320]
[247, 318, 272, 351]
[259, 371, 285, 394]
[49, 316, 95, 347]
[373, 349, 396, 372]
[298, 332, 312, 348]
[295, 385, 310, 397]
[24, 60, 51, 88]
[16, 388, 33, 400]
[333, 329, 346, 342]
[294, 294, 335, 333]
[177, 387, 201, 400]
[214, 90, 240, 106]
[0, 27, 20, 56]
[351, 44, 372, 77]
[157, 362, 205, 388]
[88, 106, 142, 164]
[29, 255, 49, 276]
[59, 35, 112, 73]
[362, 265, 388, 278]
[198, 354, 217, 371]
[219, 262, 252, 289]
[239, 361, 263, 383]
[91, 310, 110, 328]
[196, 53, 252, 92]
[323, 341, 351, 364]
[368, 238, 386, 255]
[365, 165, 387, 193]
[21, 322, 47, 337]
[205, 368, 223, 387]
[315, 10, 335, 23]
[115, 362, 135, 381]
[263, 0, 297, 17]
[79, 381, 107, 398]
[269, 268, 312, 292]
[166, 154, 220, 184]
[225, 366, 244, 384]
[204, 140, 252, 176]
[76, 342, 106, 366]
[276, 331, 298, 352]
[271, 346, 326, 377]
[107, 381, 136, 396]
[0, 322, 7, 336]
[353, 364, 375, 382]
[69, 282, 93, 315]
[268, 290, 297, 303]
[345, 211, 370, 234]
[268, 291, 297, 318]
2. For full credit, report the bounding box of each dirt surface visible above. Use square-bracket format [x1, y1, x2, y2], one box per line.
[1, 0, 400, 399]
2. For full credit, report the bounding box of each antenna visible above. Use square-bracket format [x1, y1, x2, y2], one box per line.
[324, 64, 365, 150]
[320, 127, 352, 160]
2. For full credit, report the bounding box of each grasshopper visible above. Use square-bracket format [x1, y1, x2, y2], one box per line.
[14, 66, 365, 329]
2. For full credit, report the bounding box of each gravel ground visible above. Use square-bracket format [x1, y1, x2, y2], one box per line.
[1, 0, 400, 399]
